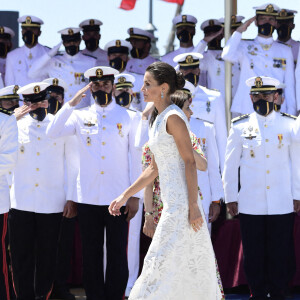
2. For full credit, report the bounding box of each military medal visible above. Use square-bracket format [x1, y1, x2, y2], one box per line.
[20, 145, 25, 153]
[201, 138, 206, 153]
[250, 150, 255, 158]
[216, 66, 221, 76]
[250, 62, 254, 69]
[87, 137, 91, 146]
[278, 134, 283, 148]
[261, 44, 271, 51]
[117, 123, 124, 137]
[28, 53, 32, 60]
[206, 101, 211, 113]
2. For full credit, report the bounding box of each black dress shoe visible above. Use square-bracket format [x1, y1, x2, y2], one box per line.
[50, 287, 76, 300]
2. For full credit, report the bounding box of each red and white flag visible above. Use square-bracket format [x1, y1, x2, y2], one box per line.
[119, 0, 137, 10]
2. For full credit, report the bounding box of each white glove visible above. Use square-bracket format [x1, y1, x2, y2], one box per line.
[48, 41, 62, 57]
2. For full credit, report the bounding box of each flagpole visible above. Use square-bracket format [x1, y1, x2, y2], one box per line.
[146, 0, 160, 58]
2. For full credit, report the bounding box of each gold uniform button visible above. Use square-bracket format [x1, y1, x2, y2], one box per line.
[102, 127, 106, 130]
[69, 83, 72, 86]
[101, 156, 105, 159]
[102, 142, 106, 145]
[37, 152, 40, 156]
[102, 115, 106, 119]
[36, 168, 39, 171]
[37, 137, 41, 140]
[266, 155, 270, 158]
[266, 170, 270, 174]
[9, 185, 11, 189]
[264, 124, 267, 128]
[70, 71, 73, 74]
[267, 186, 270, 189]
[35, 183, 39, 187]
[265, 65, 268, 68]
[265, 139, 269, 142]
[37, 125, 41, 128]
[9, 172, 11, 175]
[101, 171, 104, 175]
[54, 143, 56, 146]
[265, 54, 268, 57]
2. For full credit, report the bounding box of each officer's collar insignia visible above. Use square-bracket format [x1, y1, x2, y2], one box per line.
[34, 85, 40, 94]
[116, 40, 121, 47]
[13, 85, 19, 94]
[68, 29, 74, 35]
[185, 55, 194, 64]
[255, 77, 263, 88]
[26, 16, 32, 25]
[209, 20, 215, 26]
[118, 76, 126, 83]
[89, 19, 95, 26]
[182, 15, 187, 23]
[0, 27, 4, 34]
[96, 68, 103, 78]
[52, 78, 59, 86]
[266, 4, 274, 13]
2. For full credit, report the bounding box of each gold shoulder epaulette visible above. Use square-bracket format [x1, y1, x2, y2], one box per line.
[281, 112, 297, 120]
[0, 107, 13, 116]
[232, 114, 249, 123]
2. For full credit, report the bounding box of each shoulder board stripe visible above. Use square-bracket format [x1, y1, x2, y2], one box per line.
[195, 117, 214, 124]
[281, 112, 297, 120]
[82, 53, 97, 59]
[0, 107, 13, 116]
[232, 114, 249, 123]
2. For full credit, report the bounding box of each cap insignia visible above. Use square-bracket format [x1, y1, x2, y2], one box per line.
[13, 85, 19, 94]
[209, 19, 215, 26]
[116, 40, 121, 47]
[25, 16, 32, 25]
[34, 85, 41, 94]
[52, 78, 59, 86]
[185, 55, 194, 64]
[0, 27, 4, 34]
[68, 29, 74, 35]
[118, 76, 126, 83]
[279, 9, 287, 17]
[129, 28, 134, 35]
[266, 4, 274, 13]
[231, 15, 236, 24]
[89, 19, 95, 26]
[182, 15, 187, 23]
[255, 77, 263, 88]
[96, 68, 103, 78]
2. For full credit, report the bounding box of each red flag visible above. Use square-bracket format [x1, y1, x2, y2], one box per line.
[162, 0, 184, 5]
[119, 0, 137, 10]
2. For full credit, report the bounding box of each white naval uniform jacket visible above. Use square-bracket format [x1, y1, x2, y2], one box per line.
[5, 43, 50, 86]
[0, 112, 18, 214]
[223, 111, 300, 215]
[277, 38, 300, 65]
[125, 55, 158, 75]
[191, 85, 227, 172]
[10, 114, 77, 214]
[27, 51, 96, 107]
[222, 32, 296, 115]
[161, 46, 195, 67]
[81, 47, 109, 66]
[46, 100, 142, 206]
[189, 117, 224, 215]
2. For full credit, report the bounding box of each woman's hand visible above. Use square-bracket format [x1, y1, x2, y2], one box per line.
[69, 82, 92, 107]
[108, 194, 128, 216]
[189, 203, 204, 232]
[143, 215, 156, 238]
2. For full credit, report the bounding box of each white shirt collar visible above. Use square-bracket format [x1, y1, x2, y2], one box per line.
[255, 36, 274, 45]
[93, 98, 116, 113]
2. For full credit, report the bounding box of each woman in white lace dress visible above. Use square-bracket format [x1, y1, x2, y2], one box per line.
[109, 62, 224, 300]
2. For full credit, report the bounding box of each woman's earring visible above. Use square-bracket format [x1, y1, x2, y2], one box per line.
[161, 91, 164, 99]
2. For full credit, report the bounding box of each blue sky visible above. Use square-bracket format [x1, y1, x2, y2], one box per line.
[1, 0, 299, 56]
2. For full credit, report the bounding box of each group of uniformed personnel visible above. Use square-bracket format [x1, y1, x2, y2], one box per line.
[0, 2, 299, 300]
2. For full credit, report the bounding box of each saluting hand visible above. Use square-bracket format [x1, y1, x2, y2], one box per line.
[203, 28, 224, 43]
[69, 82, 92, 107]
[236, 16, 256, 33]
[14, 105, 33, 121]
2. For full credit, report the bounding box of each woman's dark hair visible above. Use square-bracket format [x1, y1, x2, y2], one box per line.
[147, 62, 185, 126]
[170, 90, 189, 110]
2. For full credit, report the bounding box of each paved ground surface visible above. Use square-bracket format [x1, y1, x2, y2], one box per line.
[61, 288, 300, 300]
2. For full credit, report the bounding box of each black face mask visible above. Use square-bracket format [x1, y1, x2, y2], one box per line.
[0, 43, 8, 58]
[22, 31, 38, 47]
[258, 23, 274, 37]
[109, 57, 127, 72]
[177, 30, 192, 43]
[29, 107, 47, 121]
[115, 92, 132, 107]
[85, 38, 99, 52]
[48, 97, 62, 115]
[207, 38, 222, 50]
[184, 73, 199, 87]
[253, 99, 274, 116]
[277, 24, 291, 40]
[65, 45, 79, 56]
[92, 89, 112, 106]
[130, 47, 144, 59]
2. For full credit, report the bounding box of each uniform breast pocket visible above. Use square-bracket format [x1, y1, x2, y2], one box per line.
[242, 138, 262, 159]
[80, 127, 99, 146]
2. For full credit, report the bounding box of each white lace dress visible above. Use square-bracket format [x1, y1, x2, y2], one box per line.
[129, 105, 224, 300]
